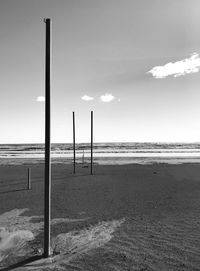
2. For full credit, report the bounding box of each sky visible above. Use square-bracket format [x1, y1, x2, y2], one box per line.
[1, 0, 200, 143]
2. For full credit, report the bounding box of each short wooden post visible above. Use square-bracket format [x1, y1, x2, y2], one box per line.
[28, 168, 31, 190]
[82, 150, 85, 164]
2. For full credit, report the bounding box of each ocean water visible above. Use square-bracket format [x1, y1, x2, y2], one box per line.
[0, 143, 200, 160]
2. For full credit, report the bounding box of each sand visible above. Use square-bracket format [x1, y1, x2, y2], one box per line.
[0, 162, 200, 270]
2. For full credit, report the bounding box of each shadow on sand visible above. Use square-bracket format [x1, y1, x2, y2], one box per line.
[0, 188, 28, 194]
[1, 255, 44, 271]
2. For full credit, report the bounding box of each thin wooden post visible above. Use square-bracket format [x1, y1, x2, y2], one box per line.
[44, 18, 52, 258]
[27, 168, 31, 190]
[91, 111, 93, 175]
[73, 112, 76, 174]
[82, 150, 85, 164]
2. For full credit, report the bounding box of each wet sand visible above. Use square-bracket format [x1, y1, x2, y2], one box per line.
[1, 162, 200, 270]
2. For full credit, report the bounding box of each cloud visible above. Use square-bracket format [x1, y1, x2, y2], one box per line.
[36, 96, 45, 102]
[81, 95, 94, 101]
[100, 93, 115, 103]
[147, 53, 200, 78]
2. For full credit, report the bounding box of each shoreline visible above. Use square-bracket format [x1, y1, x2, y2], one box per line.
[0, 156, 200, 166]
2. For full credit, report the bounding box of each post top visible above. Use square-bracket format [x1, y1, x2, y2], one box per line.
[44, 18, 51, 23]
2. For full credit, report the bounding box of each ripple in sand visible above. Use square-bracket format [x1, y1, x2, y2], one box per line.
[0, 208, 89, 268]
[0, 209, 124, 270]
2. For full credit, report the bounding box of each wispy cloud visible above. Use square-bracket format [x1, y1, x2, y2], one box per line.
[36, 96, 45, 102]
[147, 53, 200, 79]
[81, 95, 94, 101]
[100, 93, 115, 103]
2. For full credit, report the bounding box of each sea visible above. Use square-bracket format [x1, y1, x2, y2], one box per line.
[0, 142, 200, 164]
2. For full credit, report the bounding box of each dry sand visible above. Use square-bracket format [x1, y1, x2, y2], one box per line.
[0, 162, 200, 270]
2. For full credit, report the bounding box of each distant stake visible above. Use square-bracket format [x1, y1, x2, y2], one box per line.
[82, 150, 85, 164]
[27, 168, 31, 190]
[91, 111, 93, 175]
[73, 111, 76, 174]
[44, 18, 52, 258]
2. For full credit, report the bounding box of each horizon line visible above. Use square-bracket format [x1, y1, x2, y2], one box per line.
[0, 141, 200, 145]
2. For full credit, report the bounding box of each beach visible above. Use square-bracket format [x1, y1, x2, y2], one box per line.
[1, 0, 200, 269]
[1, 161, 200, 270]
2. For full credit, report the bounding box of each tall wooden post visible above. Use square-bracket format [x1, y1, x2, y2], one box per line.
[44, 18, 52, 258]
[73, 111, 76, 174]
[91, 111, 93, 175]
